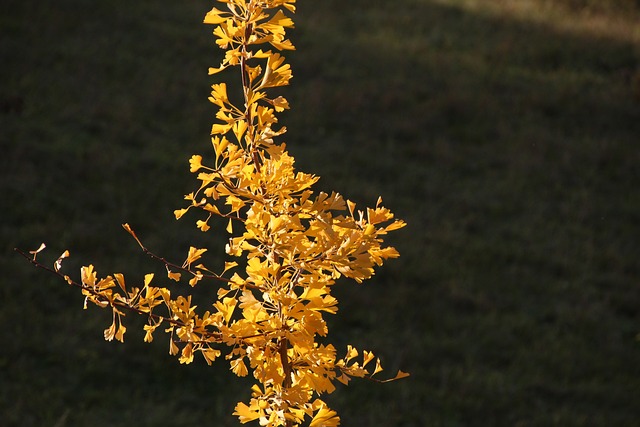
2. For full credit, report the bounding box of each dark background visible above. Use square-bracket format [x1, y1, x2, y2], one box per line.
[2, 0, 640, 426]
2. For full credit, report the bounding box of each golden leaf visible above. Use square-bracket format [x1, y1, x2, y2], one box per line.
[169, 339, 179, 356]
[166, 267, 181, 282]
[179, 343, 194, 364]
[309, 404, 340, 427]
[196, 219, 210, 232]
[201, 348, 222, 366]
[395, 370, 410, 380]
[104, 322, 116, 341]
[373, 358, 383, 375]
[233, 402, 260, 424]
[144, 273, 154, 287]
[189, 154, 203, 172]
[183, 247, 207, 268]
[122, 223, 145, 248]
[29, 243, 46, 260]
[174, 208, 188, 219]
[203, 7, 227, 25]
[143, 324, 157, 343]
[53, 250, 70, 272]
[115, 323, 126, 343]
[230, 357, 248, 377]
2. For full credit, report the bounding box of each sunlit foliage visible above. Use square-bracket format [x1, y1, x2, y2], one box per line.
[19, 1, 407, 426]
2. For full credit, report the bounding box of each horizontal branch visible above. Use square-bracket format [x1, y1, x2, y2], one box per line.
[14, 247, 223, 342]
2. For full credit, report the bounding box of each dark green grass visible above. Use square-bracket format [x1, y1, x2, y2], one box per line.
[2, 0, 639, 426]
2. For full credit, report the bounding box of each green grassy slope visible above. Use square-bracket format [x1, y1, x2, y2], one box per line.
[2, 0, 639, 426]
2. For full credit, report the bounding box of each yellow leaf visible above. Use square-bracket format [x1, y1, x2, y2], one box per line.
[266, 10, 294, 29]
[114, 273, 126, 293]
[394, 370, 410, 380]
[347, 200, 356, 216]
[169, 339, 179, 356]
[226, 218, 233, 234]
[81, 265, 97, 287]
[208, 65, 227, 75]
[309, 405, 340, 427]
[222, 261, 238, 274]
[373, 358, 383, 375]
[166, 267, 181, 282]
[362, 350, 375, 368]
[144, 273, 154, 287]
[230, 357, 248, 377]
[189, 273, 203, 287]
[189, 154, 203, 172]
[210, 82, 228, 102]
[336, 373, 351, 385]
[174, 208, 188, 219]
[203, 7, 227, 25]
[184, 247, 207, 268]
[201, 348, 222, 365]
[233, 402, 260, 424]
[122, 223, 143, 247]
[104, 322, 116, 341]
[179, 343, 194, 364]
[211, 122, 232, 135]
[271, 95, 289, 112]
[345, 345, 358, 363]
[232, 120, 248, 143]
[215, 296, 237, 324]
[29, 242, 46, 260]
[53, 250, 70, 272]
[212, 135, 230, 161]
[196, 219, 210, 232]
[115, 323, 126, 343]
[143, 324, 156, 343]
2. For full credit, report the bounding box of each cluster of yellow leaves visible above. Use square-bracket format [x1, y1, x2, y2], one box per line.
[30, 2, 407, 426]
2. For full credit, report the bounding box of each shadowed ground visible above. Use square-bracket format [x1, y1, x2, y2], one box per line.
[2, 0, 639, 426]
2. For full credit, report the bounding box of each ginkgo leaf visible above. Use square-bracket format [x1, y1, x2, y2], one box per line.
[203, 7, 227, 25]
[233, 402, 260, 424]
[345, 345, 358, 363]
[270, 95, 290, 112]
[174, 208, 188, 219]
[179, 343, 194, 364]
[20, 1, 411, 423]
[143, 324, 157, 343]
[144, 273, 154, 287]
[222, 261, 238, 274]
[189, 154, 203, 172]
[189, 272, 203, 287]
[29, 242, 46, 260]
[362, 350, 375, 368]
[196, 219, 210, 232]
[373, 358, 383, 375]
[183, 247, 207, 268]
[114, 273, 126, 293]
[121, 223, 141, 246]
[309, 405, 340, 427]
[53, 250, 70, 272]
[215, 296, 237, 324]
[232, 120, 248, 142]
[230, 357, 248, 377]
[395, 370, 410, 379]
[104, 321, 116, 341]
[201, 347, 222, 365]
[166, 267, 181, 282]
[169, 339, 179, 356]
[115, 322, 126, 343]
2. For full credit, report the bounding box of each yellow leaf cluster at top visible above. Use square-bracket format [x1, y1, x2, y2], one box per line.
[23, 2, 408, 427]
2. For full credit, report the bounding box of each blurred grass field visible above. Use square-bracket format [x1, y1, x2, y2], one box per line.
[2, 0, 640, 426]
